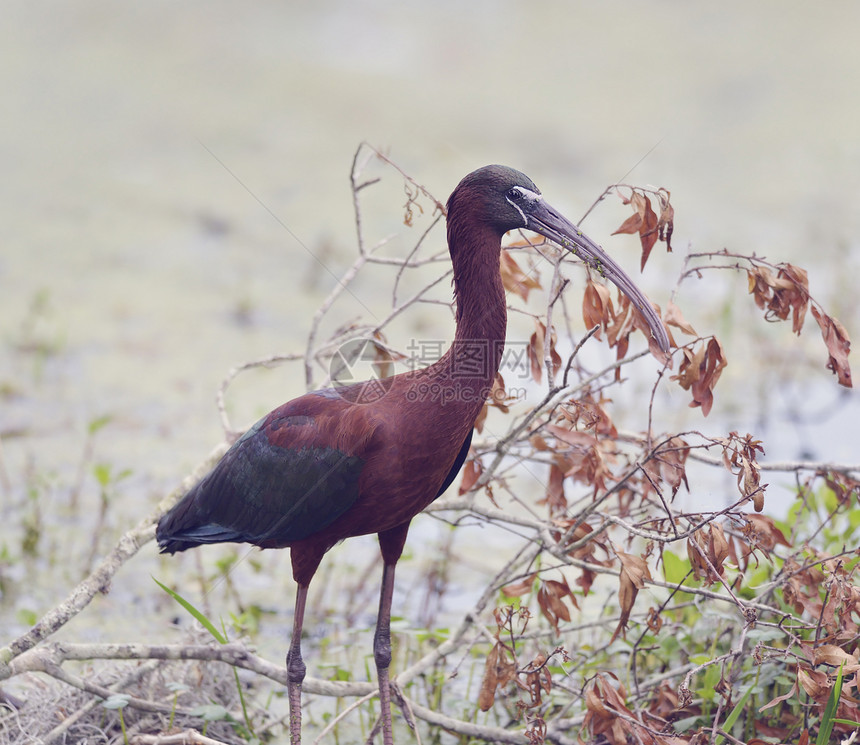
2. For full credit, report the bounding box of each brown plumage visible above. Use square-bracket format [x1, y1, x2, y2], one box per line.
[156, 165, 669, 744]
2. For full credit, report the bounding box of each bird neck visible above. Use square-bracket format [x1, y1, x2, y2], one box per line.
[440, 219, 508, 395]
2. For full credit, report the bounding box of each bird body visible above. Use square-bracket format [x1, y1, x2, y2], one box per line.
[156, 165, 669, 744]
[158, 360, 484, 581]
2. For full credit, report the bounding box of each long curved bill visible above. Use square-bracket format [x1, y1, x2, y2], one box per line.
[528, 199, 671, 354]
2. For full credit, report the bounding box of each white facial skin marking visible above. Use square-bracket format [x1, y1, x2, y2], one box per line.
[505, 187, 542, 228]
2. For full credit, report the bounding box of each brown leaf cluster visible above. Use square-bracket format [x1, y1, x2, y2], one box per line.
[537, 578, 579, 632]
[532, 401, 696, 545]
[583, 674, 632, 745]
[820, 469, 860, 506]
[760, 642, 860, 742]
[477, 606, 564, 723]
[579, 547, 860, 745]
[686, 524, 729, 584]
[520, 652, 553, 710]
[740, 513, 790, 557]
[502, 573, 579, 633]
[638, 436, 691, 500]
[671, 514, 787, 590]
[612, 187, 674, 271]
[544, 423, 614, 495]
[548, 519, 609, 597]
[747, 263, 809, 333]
[670, 338, 726, 416]
[582, 279, 670, 366]
[720, 432, 766, 511]
[782, 551, 860, 644]
[536, 397, 622, 506]
[583, 673, 690, 745]
[558, 395, 618, 438]
[477, 606, 530, 712]
[747, 261, 852, 388]
[533, 395, 620, 501]
[527, 321, 562, 384]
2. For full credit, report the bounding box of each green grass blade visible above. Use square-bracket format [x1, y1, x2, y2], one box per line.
[816, 662, 844, 745]
[152, 576, 228, 644]
[153, 577, 256, 734]
[715, 682, 754, 745]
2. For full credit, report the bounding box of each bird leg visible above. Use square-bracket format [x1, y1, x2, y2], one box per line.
[286, 583, 309, 745]
[373, 561, 396, 745]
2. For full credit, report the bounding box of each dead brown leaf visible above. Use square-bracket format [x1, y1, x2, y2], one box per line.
[638, 194, 659, 270]
[478, 641, 518, 711]
[665, 299, 697, 337]
[797, 667, 828, 701]
[582, 278, 614, 342]
[811, 304, 852, 388]
[612, 191, 659, 270]
[612, 551, 651, 641]
[670, 338, 727, 416]
[537, 577, 579, 631]
[612, 208, 643, 237]
[647, 436, 691, 497]
[758, 679, 798, 712]
[812, 644, 859, 669]
[527, 320, 562, 385]
[500, 250, 541, 302]
[521, 652, 553, 712]
[582, 674, 655, 745]
[546, 424, 611, 493]
[721, 432, 766, 510]
[502, 573, 537, 598]
[458, 457, 482, 495]
[478, 643, 500, 711]
[741, 513, 790, 554]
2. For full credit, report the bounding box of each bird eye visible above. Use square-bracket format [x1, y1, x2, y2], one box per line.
[507, 187, 524, 201]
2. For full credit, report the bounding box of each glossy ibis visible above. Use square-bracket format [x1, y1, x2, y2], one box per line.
[156, 165, 670, 744]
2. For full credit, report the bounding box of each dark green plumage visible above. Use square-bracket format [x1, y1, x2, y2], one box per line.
[157, 413, 365, 552]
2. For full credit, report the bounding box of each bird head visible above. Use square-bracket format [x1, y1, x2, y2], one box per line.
[449, 165, 671, 354]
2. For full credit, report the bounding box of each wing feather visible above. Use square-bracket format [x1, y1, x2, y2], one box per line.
[157, 405, 369, 553]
